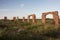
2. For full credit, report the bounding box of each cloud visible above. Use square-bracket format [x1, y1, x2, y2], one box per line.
[20, 3, 24, 8]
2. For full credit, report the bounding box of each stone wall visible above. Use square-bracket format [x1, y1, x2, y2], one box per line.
[27, 14, 36, 23]
[42, 11, 59, 27]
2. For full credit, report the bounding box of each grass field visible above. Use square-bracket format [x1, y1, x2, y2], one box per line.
[0, 19, 60, 40]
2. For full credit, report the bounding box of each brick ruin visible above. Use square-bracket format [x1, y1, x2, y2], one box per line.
[17, 17, 19, 20]
[42, 11, 59, 27]
[22, 17, 25, 22]
[13, 17, 16, 21]
[27, 14, 36, 23]
[2, 11, 59, 27]
[4, 16, 7, 20]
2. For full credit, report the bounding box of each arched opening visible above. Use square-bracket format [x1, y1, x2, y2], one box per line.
[27, 14, 36, 23]
[46, 14, 55, 24]
[42, 11, 59, 27]
[46, 14, 53, 19]
[29, 16, 33, 22]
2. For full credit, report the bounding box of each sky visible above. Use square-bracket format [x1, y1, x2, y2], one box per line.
[0, 0, 60, 19]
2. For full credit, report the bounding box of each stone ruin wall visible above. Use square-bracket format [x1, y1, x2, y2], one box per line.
[4, 16, 7, 20]
[42, 11, 59, 27]
[13, 17, 16, 21]
[22, 17, 25, 22]
[27, 14, 36, 23]
[2, 11, 59, 27]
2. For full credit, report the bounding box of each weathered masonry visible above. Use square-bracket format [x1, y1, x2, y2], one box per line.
[42, 11, 59, 27]
[27, 14, 36, 23]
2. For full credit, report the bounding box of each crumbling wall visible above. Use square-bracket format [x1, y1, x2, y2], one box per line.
[42, 11, 59, 27]
[22, 17, 25, 22]
[27, 14, 36, 23]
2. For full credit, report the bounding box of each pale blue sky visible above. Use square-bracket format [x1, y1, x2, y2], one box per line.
[0, 0, 60, 19]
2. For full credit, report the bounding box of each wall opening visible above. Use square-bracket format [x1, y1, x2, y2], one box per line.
[46, 14, 55, 24]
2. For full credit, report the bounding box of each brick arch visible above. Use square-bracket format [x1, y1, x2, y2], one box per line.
[42, 11, 59, 26]
[27, 14, 36, 23]
[46, 14, 53, 19]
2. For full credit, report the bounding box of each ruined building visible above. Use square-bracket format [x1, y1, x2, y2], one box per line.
[42, 11, 59, 27]
[27, 14, 36, 23]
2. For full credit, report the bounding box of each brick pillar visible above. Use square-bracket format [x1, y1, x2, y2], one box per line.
[53, 12, 59, 28]
[22, 17, 25, 22]
[17, 17, 19, 21]
[4, 16, 7, 20]
[42, 13, 46, 25]
[13, 17, 16, 21]
[32, 14, 36, 23]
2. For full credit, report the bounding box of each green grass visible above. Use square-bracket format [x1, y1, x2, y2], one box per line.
[0, 19, 60, 40]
